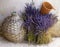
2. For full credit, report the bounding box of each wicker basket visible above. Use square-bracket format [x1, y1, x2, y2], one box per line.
[37, 31, 52, 44]
[2, 12, 26, 42]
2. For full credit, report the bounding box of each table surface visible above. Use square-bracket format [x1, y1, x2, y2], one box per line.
[0, 36, 60, 47]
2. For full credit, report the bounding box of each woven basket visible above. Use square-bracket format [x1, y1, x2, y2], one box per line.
[37, 31, 52, 44]
[2, 12, 26, 42]
[3, 30, 26, 42]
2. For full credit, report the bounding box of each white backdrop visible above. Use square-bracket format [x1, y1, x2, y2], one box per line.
[0, 0, 59, 25]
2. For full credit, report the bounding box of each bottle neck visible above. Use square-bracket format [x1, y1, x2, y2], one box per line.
[11, 12, 18, 16]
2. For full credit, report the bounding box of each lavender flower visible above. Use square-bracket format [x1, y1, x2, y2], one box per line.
[24, 3, 58, 35]
[33, 14, 57, 32]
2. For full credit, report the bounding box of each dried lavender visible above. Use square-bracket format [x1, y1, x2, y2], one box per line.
[33, 13, 58, 33]
[24, 3, 57, 35]
[24, 3, 38, 32]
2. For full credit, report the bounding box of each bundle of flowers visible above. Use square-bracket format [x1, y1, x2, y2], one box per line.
[23, 3, 58, 44]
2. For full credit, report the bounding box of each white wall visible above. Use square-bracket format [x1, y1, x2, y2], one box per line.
[0, 0, 59, 25]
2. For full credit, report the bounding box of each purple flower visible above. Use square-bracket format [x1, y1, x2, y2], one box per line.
[24, 3, 58, 35]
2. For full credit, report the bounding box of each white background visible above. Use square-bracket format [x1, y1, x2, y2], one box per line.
[0, 0, 59, 25]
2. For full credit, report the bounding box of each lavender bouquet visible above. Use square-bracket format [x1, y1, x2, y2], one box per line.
[23, 3, 58, 44]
